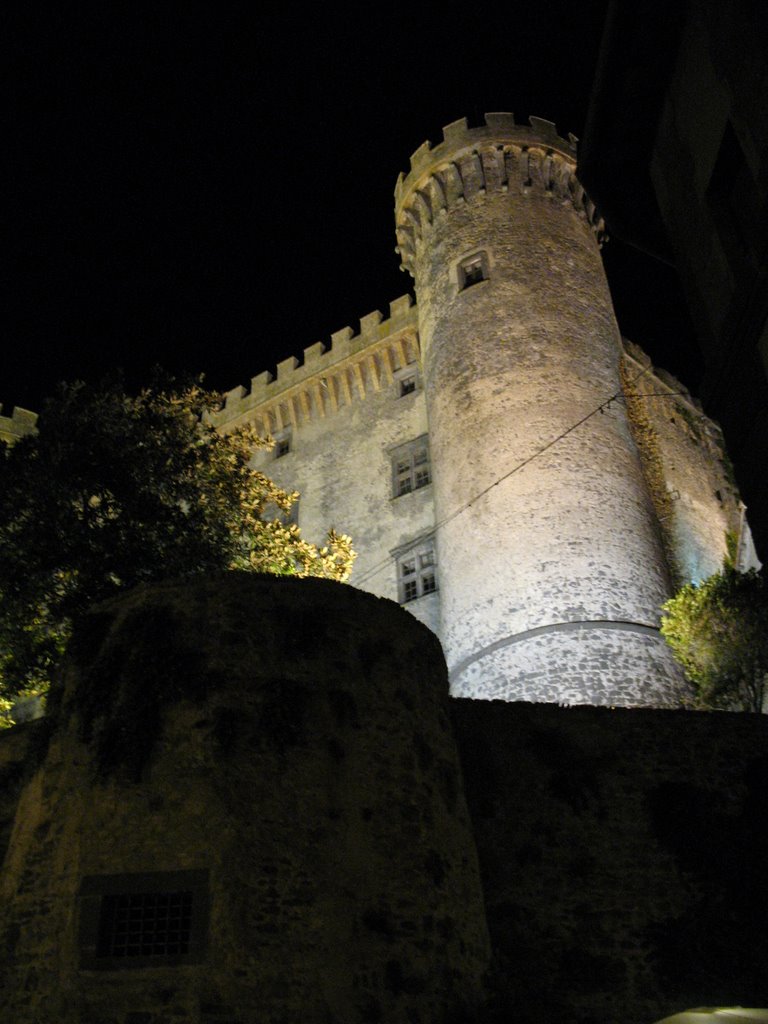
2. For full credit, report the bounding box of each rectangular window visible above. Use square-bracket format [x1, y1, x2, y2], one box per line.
[79, 870, 208, 970]
[394, 363, 420, 398]
[398, 541, 438, 603]
[98, 890, 193, 959]
[458, 251, 489, 290]
[399, 374, 417, 397]
[274, 432, 291, 458]
[264, 498, 299, 528]
[391, 436, 431, 497]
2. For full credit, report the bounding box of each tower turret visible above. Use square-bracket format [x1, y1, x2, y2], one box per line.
[395, 113, 687, 707]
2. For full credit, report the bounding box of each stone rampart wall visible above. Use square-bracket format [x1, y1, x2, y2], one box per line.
[0, 580, 766, 1022]
[209, 294, 417, 432]
[622, 341, 750, 581]
[453, 699, 768, 1024]
[0, 575, 489, 1024]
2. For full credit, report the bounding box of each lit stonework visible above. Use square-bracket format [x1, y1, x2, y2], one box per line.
[0, 405, 37, 446]
[210, 113, 752, 708]
[395, 113, 686, 705]
[5, 114, 753, 709]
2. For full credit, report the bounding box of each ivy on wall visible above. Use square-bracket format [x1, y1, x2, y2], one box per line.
[619, 358, 682, 588]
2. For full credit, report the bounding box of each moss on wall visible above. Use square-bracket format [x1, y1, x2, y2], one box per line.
[620, 356, 682, 586]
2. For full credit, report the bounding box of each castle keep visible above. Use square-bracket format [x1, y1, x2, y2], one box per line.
[210, 113, 750, 708]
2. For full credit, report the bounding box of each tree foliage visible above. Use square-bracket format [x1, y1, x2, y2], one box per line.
[660, 568, 768, 712]
[0, 378, 355, 703]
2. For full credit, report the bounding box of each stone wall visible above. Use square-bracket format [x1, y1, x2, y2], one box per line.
[1, 578, 767, 1022]
[0, 719, 39, 873]
[453, 699, 768, 1024]
[218, 305, 441, 638]
[622, 340, 755, 584]
[0, 575, 489, 1023]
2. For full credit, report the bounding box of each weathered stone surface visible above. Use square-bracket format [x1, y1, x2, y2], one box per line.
[1, 579, 767, 1023]
[208, 114, 744, 709]
[0, 575, 490, 1023]
[8, 113, 748, 710]
[396, 116, 686, 704]
[454, 699, 768, 1023]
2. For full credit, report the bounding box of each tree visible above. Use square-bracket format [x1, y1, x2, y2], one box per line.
[660, 568, 768, 712]
[0, 377, 355, 705]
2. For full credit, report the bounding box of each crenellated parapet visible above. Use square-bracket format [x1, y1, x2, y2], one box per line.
[210, 294, 419, 435]
[0, 406, 38, 445]
[394, 112, 603, 273]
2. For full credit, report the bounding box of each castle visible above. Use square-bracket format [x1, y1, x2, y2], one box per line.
[2, 113, 757, 711]
[207, 113, 755, 709]
[1, 113, 767, 1024]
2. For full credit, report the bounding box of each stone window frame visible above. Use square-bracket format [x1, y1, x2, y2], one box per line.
[396, 537, 438, 603]
[394, 363, 421, 399]
[455, 249, 490, 292]
[280, 496, 300, 527]
[78, 869, 209, 971]
[273, 429, 292, 459]
[390, 435, 431, 498]
[264, 496, 299, 528]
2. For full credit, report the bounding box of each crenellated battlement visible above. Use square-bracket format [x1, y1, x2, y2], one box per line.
[395, 113, 602, 273]
[0, 406, 38, 444]
[210, 294, 419, 434]
[395, 113, 577, 205]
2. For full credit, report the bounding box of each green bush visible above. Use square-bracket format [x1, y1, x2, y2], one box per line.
[661, 568, 768, 712]
[0, 377, 354, 706]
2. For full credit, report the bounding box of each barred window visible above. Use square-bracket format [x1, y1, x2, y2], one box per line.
[398, 542, 438, 603]
[98, 890, 193, 959]
[391, 437, 431, 497]
[79, 870, 208, 970]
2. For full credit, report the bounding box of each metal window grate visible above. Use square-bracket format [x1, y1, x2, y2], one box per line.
[97, 890, 193, 959]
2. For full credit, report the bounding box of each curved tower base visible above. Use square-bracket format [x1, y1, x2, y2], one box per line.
[451, 623, 688, 706]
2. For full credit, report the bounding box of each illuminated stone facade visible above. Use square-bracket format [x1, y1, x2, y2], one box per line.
[2, 114, 753, 707]
[211, 114, 751, 708]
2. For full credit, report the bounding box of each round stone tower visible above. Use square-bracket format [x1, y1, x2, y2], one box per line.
[395, 113, 687, 707]
[0, 575, 490, 1023]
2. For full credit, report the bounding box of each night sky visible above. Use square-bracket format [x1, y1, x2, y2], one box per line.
[4, 4, 699, 415]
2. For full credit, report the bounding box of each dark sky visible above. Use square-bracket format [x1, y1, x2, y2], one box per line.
[4, 3, 698, 414]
